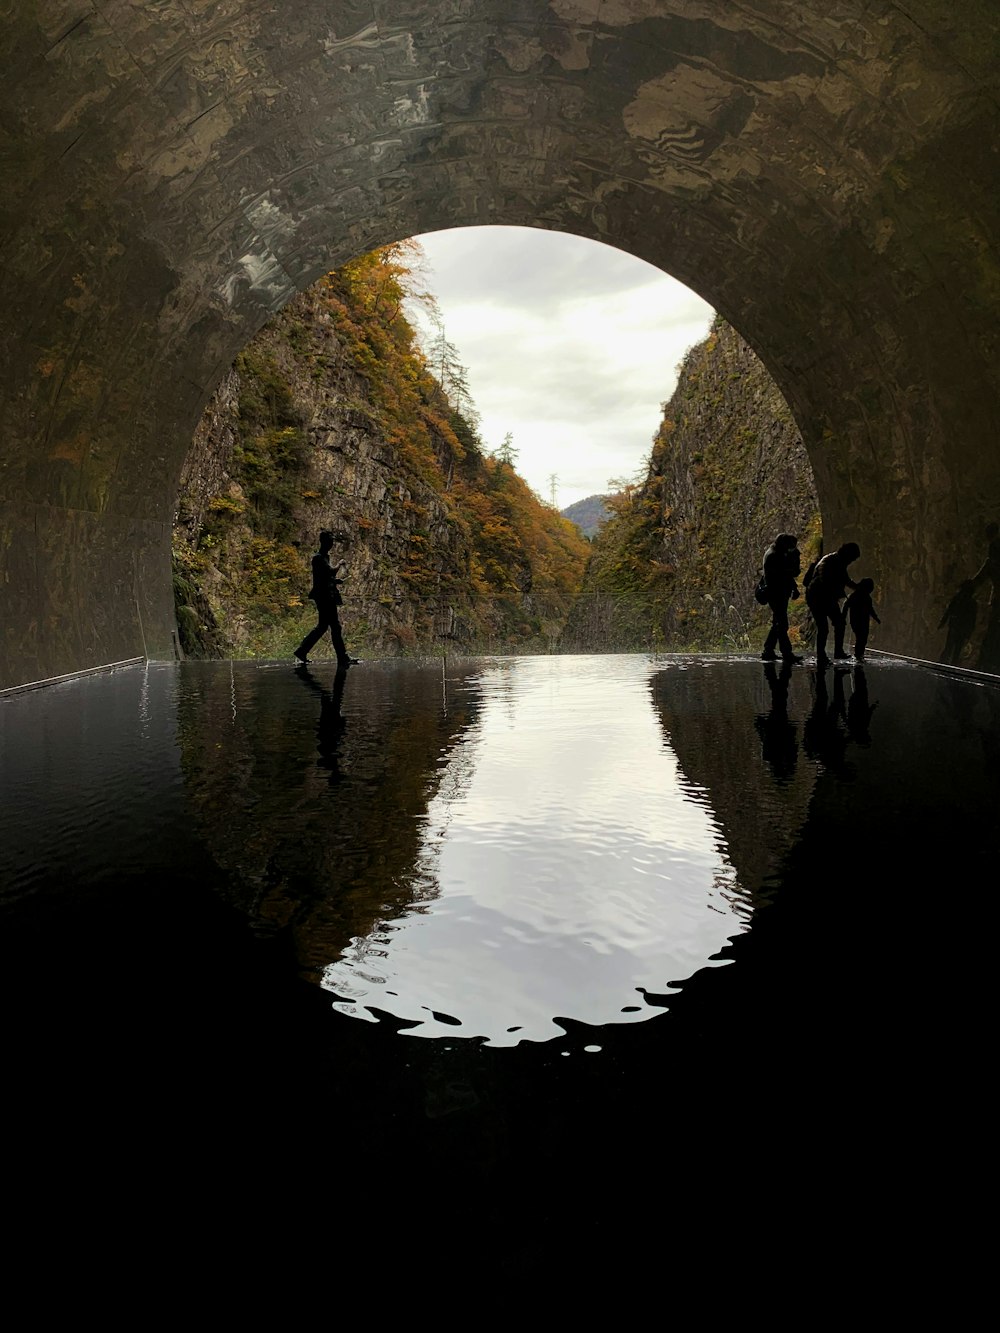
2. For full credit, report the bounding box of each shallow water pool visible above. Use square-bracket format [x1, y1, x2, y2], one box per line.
[3, 653, 996, 1266]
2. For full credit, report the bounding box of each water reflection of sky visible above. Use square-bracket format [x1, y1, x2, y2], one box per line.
[323, 656, 749, 1045]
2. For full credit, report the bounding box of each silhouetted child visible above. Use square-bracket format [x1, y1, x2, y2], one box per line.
[844, 578, 880, 661]
[938, 580, 977, 666]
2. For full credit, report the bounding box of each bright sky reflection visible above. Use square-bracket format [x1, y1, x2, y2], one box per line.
[322, 656, 749, 1045]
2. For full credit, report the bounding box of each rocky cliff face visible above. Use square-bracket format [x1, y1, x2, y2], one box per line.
[564, 319, 821, 652]
[173, 255, 589, 660]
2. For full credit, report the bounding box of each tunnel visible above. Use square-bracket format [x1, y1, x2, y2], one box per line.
[2, 2, 999, 688]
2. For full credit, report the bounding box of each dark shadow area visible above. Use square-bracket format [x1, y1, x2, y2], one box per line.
[972, 522, 1000, 673]
[939, 521, 1000, 670]
[649, 659, 998, 1254]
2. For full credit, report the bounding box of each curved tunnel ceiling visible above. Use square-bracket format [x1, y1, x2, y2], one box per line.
[1, 2, 999, 684]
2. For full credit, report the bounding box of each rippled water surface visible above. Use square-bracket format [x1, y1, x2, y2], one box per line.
[320, 656, 749, 1043]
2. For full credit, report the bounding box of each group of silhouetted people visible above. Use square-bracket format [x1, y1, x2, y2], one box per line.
[759, 533, 880, 667]
[300, 519, 999, 681]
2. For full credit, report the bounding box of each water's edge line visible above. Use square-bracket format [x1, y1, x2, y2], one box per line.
[0, 657, 145, 697]
[868, 648, 1000, 685]
[2, 649, 997, 695]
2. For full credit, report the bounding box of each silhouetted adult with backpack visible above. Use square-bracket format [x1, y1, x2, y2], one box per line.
[805, 541, 860, 667]
[759, 532, 803, 664]
[294, 529, 356, 667]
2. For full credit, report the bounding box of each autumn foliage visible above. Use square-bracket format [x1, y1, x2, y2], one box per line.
[173, 242, 590, 657]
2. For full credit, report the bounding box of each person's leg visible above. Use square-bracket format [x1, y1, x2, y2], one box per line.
[811, 598, 830, 663]
[832, 603, 849, 657]
[296, 610, 330, 660]
[772, 599, 797, 660]
[327, 609, 351, 666]
[762, 612, 779, 659]
[854, 623, 868, 660]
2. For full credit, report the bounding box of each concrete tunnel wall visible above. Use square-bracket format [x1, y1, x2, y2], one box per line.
[2, 1, 1000, 688]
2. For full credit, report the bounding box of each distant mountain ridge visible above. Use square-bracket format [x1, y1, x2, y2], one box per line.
[561, 494, 611, 539]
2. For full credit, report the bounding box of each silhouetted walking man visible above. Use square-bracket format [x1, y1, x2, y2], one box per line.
[760, 532, 803, 663]
[806, 541, 860, 666]
[294, 530, 354, 667]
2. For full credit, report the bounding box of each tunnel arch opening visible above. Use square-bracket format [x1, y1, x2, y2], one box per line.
[3, 3, 1000, 686]
[172, 223, 827, 661]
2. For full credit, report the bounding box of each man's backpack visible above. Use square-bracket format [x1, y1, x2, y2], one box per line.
[754, 577, 769, 605]
[802, 558, 819, 588]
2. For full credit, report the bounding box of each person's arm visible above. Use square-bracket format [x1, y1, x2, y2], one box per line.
[788, 554, 800, 598]
[872, 606, 881, 624]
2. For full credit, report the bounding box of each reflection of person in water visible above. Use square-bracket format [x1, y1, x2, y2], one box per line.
[845, 664, 878, 745]
[938, 580, 977, 666]
[803, 664, 850, 775]
[294, 529, 355, 668]
[971, 522, 1000, 673]
[296, 662, 349, 782]
[754, 660, 798, 783]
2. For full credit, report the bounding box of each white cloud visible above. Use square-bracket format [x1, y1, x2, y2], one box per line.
[410, 226, 715, 506]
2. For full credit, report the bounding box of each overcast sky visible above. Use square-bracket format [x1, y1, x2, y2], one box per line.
[408, 226, 715, 510]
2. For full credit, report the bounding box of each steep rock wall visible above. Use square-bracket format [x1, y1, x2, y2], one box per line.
[565, 320, 822, 652]
[173, 263, 589, 659]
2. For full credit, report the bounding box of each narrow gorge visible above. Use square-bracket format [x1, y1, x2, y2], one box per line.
[174, 252, 822, 659]
[565, 319, 821, 653]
